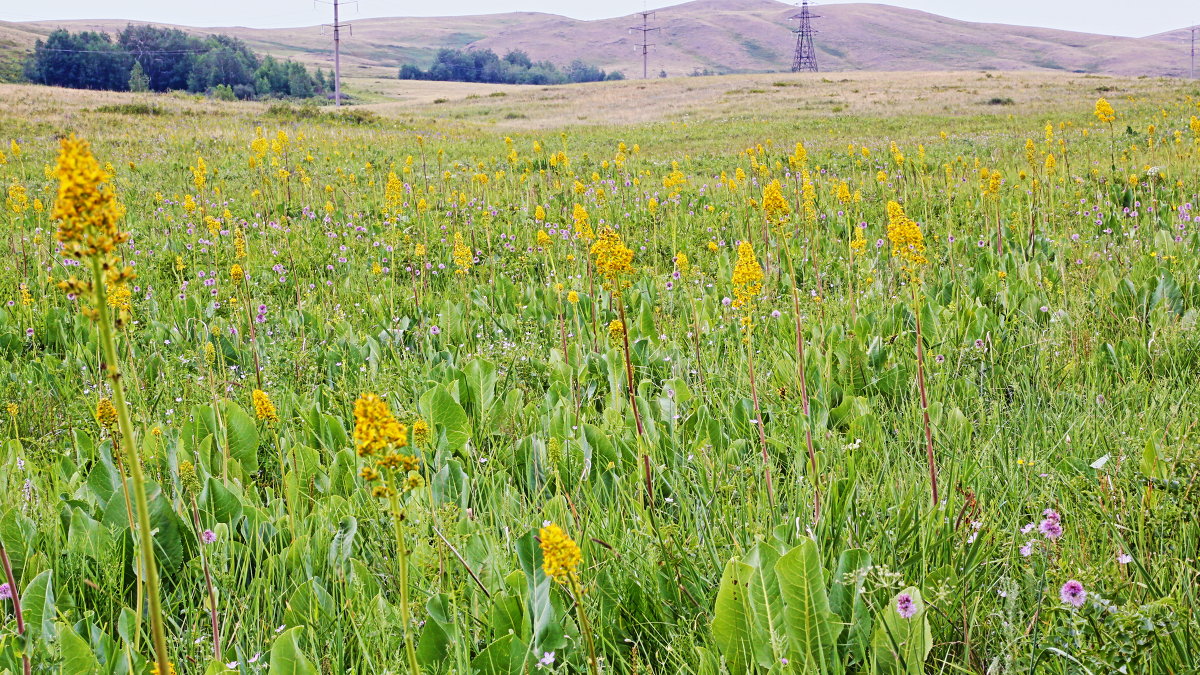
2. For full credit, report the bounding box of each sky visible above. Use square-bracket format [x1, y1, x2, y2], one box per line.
[1, 0, 1196, 38]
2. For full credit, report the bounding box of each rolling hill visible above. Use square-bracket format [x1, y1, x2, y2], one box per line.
[3, 0, 1195, 83]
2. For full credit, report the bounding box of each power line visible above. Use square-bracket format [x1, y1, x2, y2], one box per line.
[35, 47, 211, 54]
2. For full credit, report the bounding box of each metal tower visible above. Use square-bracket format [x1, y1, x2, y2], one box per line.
[791, 1, 819, 73]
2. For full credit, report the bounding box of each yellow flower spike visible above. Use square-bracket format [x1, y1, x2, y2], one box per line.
[539, 523, 581, 584]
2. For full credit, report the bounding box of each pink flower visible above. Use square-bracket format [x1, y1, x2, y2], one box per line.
[1039, 519, 1062, 540]
[201, 529, 217, 544]
[0, 582, 11, 600]
[1060, 580, 1086, 608]
[896, 593, 917, 619]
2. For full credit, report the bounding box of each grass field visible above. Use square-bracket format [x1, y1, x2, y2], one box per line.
[1, 71, 1200, 674]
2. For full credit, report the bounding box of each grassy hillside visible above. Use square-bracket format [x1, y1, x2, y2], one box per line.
[9, 0, 1196, 84]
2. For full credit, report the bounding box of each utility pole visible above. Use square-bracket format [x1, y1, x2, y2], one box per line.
[318, 0, 354, 105]
[629, 11, 660, 79]
[790, 1, 819, 73]
[1192, 25, 1197, 80]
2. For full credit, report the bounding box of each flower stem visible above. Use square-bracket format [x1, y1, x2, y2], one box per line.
[190, 496, 221, 660]
[0, 543, 30, 675]
[911, 286, 938, 506]
[388, 491, 421, 674]
[743, 325, 777, 509]
[569, 574, 600, 675]
[90, 256, 171, 673]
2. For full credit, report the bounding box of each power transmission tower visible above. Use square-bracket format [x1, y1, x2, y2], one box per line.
[629, 11, 660, 79]
[317, 0, 354, 105]
[790, 1, 819, 73]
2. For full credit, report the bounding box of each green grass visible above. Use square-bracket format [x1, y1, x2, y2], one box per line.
[0, 81, 1198, 675]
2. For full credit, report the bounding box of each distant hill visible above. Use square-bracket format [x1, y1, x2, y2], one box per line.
[3, 1, 1195, 82]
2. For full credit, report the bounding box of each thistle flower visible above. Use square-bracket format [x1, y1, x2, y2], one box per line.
[252, 389, 278, 423]
[731, 241, 764, 309]
[539, 523, 581, 583]
[896, 593, 917, 619]
[1059, 580, 1086, 608]
[352, 393, 407, 456]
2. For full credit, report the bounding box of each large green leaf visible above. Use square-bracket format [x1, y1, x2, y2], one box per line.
[515, 531, 565, 656]
[58, 623, 100, 672]
[430, 387, 470, 455]
[268, 627, 318, 675]
[828, 549, 872, 663]
[283, 578, 336, 629]
[711, 557, 756, 675]
[21, 570, 55, 641]
[743, 543, 786, 668]
[470, 633, 528, 675]
[871, 587, 932, 675]
[202, 476, 243, 526]
[776, 539, 839, 671]
[417, 593, 458, 666]
[327, 516, 357, 574]
[464, 357, 497, 420]
[223, 401, 260, 474]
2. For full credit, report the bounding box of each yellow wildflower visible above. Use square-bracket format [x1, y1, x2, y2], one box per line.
[539, 523, 582, 584]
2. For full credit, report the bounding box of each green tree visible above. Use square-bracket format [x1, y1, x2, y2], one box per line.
[128, 60, 150, 92]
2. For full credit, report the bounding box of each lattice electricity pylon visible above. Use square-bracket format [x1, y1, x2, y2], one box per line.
[790, 1, 819, 73]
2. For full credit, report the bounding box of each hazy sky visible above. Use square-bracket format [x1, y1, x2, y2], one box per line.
[2, 0, 1196, 37]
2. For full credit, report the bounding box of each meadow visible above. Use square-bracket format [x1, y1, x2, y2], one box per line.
[1, 71, 1199, 674]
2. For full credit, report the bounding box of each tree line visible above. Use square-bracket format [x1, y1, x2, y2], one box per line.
[398, 48, 623, 85]
[24, 25, 330, 99]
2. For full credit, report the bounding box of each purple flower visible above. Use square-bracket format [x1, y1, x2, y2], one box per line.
[1060, 580, 1086, 608]
[0, 582, 11, 600]
[896, 593, 917, 619]
[1117, 552, 1133, 564]
[1020, 541, 1034, 557]
[429, 325, 441, 336]
[1039, 518, 1062, 540]
[721, 297, 732, 307]
[201, 529, 217, 544]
